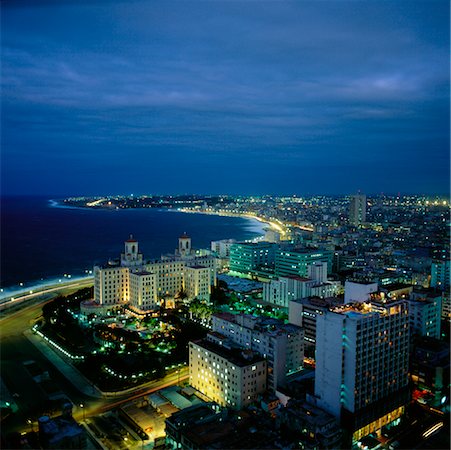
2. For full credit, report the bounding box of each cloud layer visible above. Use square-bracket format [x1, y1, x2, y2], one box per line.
[2, 0, 449, 195]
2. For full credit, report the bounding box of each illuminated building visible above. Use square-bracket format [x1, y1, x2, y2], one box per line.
[288, 297, 342, 353]
[229, 241, 277, 279]
[189, 333, 267, 409]
[349, 194, 367, 225]
[275, 249, 333, 278]
[344, 280, 378, 304]
[263, 275, 313, 308]
[184, 265, 211, 301]
[210, 239, 236, 258]
[120, 235, 143, 267]
[94, 265, 129, 306]
[129, 271, 158, 310]
[264, 262, 340, 308]
[212, 312, 303, 390]
[93, 235, 217, 310]
[314, 298, 410, 444]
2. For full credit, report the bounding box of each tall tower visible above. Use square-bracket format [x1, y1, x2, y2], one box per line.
[120, 235, 143, 267]
[314, 298, 409, 445]
[349, 194, 366, 226]
[178, 233, 192, 257]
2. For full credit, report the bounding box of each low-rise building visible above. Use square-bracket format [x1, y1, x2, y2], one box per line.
[189, 333, 267, 409]
[278, 399, 342, 449]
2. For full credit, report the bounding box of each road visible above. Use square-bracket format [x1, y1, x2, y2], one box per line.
[0, 278, 94, 311]
[0, 292, 190, 436]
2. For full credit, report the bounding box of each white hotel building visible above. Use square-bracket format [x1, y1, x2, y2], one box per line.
[93, 235, 216, 311]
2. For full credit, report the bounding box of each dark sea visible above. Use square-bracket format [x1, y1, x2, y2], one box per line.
[0, 196, 264, 290]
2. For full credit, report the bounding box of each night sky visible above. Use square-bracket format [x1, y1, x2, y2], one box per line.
[2, 0, 449, 196]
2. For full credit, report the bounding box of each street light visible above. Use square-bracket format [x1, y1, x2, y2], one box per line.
[27, 419, 33, 433]
[80, 403, 85, 421]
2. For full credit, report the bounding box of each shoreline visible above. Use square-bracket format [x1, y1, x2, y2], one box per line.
[174, 207, 276, 235]
[0, 275, 94, 302]
[2, 201, 269, 296]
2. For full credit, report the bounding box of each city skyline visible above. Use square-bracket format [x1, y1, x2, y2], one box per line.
[2, 0, 450, 196]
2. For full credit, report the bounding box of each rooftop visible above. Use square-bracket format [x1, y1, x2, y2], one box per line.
[192, 337, 265, 367]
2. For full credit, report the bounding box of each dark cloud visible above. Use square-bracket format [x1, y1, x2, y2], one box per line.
[2, 0, 449, 195]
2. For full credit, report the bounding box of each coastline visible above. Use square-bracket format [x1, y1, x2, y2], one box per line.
[2, 200, 268, 295]
[0, 275, 94, 302]
[174, 208, 274, 236]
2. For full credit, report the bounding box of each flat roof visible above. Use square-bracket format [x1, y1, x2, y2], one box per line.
[191, 338, 265, 367]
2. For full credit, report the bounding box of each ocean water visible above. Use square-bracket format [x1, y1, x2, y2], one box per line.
[0, 196, 264, 289]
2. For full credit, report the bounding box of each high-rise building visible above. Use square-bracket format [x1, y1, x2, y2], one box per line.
[212, 312, 303, 390]
[189, 333, 267, 409]
[349, 194, 367, 226]
[314, 298, 409, 444]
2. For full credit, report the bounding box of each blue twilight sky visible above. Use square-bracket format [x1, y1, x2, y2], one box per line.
[2, 0, 449, 196]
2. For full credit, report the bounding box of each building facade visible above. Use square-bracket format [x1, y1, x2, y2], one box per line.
[349, 194, 367, 226]
[212, 312, 303, 390]
[229, 242, 278, 279]
[94, 236, 217, 310]
[407, 293, 442, 339]
[189, 334, 267, 409]
[314, 299, 410, 443]
[275, 249, 333, 278]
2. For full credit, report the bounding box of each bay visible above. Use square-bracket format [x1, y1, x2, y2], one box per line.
[0, 196, 264, 289]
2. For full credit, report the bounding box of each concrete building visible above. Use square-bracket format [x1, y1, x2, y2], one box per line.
[210, 239, 236, 258]
[349, 194, 366, 226]
[129, 271, 158, 310]
[314, 298, 410, 444]
[212, 312, 303, 390]
[189, 333, 267, 409]
[263, 261, 339, 308]
[277, 399, 342, 449]
[275, 249, 333, 278]
[93, 236, 217, 311]
[229, 241, 278, 279]
[120, 235, 143, 267]
[431, 259, 450, 291]
[407, 292, 442, 339]
[288, 297, 342, 351]
[344, 280, 378, 304]
[94, 265, 129, 306]
[263, 275, 313, 308]
[185, 266, 211, 301]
